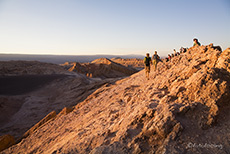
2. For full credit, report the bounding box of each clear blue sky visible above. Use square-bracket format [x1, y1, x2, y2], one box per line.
[0, 0, 229, 56]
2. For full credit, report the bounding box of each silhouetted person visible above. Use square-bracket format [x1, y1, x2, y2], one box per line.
[168, 54, 171, 61]
[152, 51, 162, 71]
[144, 53, 152, 80]
[173, 49, 177, 55]
[180, 47, 183, 53]
[180, 47, 187, 53]
[193, 38, 201, 46]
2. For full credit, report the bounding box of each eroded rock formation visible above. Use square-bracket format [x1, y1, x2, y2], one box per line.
[61, 58, 138, 79]
[110, 57, 144, 70]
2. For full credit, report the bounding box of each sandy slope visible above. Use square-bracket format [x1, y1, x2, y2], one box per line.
[2, 45, 230, 154]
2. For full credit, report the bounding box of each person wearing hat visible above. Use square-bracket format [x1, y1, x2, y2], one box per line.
[193, 38, 201, 46]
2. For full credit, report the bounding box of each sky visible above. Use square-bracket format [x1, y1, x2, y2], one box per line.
[0, 0, 229, 56]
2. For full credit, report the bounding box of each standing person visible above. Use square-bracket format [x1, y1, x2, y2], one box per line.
[180, 47, 183, 53]
[180, 47, 187, 53]
[168, 54, 172, 61]
[152, 51, 161, 71]
[144, 53, 152, 80]
[173, 49, 177, 55]
[193, 38, 201, 46]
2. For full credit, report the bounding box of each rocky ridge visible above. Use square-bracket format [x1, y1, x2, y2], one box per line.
[61, 58, 138, 78]
[2, 45, 230, 153]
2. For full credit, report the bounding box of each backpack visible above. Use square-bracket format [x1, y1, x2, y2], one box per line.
[153, 54, 160, 60]
[153, 54, 162, 62]
[144, 57, 151, 66]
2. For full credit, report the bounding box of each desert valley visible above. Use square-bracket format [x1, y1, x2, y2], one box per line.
[0, 44, 230, 153]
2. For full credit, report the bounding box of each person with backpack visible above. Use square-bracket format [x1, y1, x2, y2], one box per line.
[144, 53, 152, 80]
[193, 38, 201, 46]
[152, 51, 162, 71]
[180, 47, 187, 53]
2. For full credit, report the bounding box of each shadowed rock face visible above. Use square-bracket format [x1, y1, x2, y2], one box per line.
[2, 45, 230, 154]
[61, 58, 138, 79]
[0, 74, 66, 95]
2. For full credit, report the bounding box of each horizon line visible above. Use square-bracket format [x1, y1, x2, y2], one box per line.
[0, 53, 146, 56]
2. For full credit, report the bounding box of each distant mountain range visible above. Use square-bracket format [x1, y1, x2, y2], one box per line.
[0, 54, 144, 64]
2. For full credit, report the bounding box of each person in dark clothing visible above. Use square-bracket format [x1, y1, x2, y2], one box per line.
[168, 54, 172, 61]
[180, 47, 183, 53]
[193, 38, 201, 46]
[143, 53, 152, 80]
[152, 51, 162, 71]
[180, 47, 187, 53]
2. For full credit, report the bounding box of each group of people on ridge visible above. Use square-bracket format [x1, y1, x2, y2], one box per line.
[143, 51, 162, 80]
[166, 38, 201, 62]
[143, 38, 201, 80]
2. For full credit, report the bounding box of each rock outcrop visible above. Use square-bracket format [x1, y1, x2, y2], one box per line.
[1, 45, 230, 154]
[0, 135, 15, 152]
[216, 47, 230, 72]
